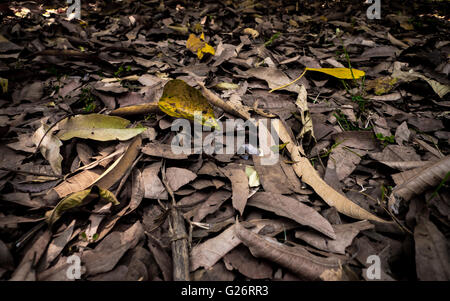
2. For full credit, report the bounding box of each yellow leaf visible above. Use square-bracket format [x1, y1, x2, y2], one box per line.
[243, 28, 259, 38]
[186, 33, 215, 59]
[306, 67, 365, 79]
[158, 79, 218, 128]
[45, 185, 119, 226]
[270, 67, 365, 92]
[0, 78, 7, 93]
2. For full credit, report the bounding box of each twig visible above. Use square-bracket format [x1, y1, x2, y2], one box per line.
[161, 159, 190, 281]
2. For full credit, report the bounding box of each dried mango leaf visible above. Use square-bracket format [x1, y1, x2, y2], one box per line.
[32, 123, 63, 175]
[392, 64, 450, 98]
[186, 33, 215, 59]
[158, 79, 217, 127]
[272, 119, 388, 223]
[270, 67, 365, 92]
[55, 114, 146, 141]
[248, 192, 336, 239]
[190, 219, 296, 271]
[234, 220, 340, 280]
[45, 185, 119, 226]
[93, 135, 142, 190]
[389, 155, 450, 213]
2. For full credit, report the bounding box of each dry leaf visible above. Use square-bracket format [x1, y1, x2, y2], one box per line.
[248, 192, 336, 239]
[389, 155, 450, 213]
[272, 119, 388, 223]
[295, 220, 374, 254]
[234, 220, 340, 280]
[158, 79, 217, 127]
[55, 114, 145, 141]
[32, 122, 63, 175]
[186, 33, 215, 59]
[220, 164, 249, 215]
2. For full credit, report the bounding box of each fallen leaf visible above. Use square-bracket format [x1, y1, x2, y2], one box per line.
[272, 119, 387, 222]
[414, 217, 450, 280]
[166, 167, 197, 191]
[158, 79, 217, 127]
[248, 192, 336, 239]
[32, 122, 63, 175]
[234, 220, 340, 280]
[45, 185, 119, 226]
[220, 164, 249, 215]
[186, 33, 215, 59]
[142, 162, 168, 200]
[223, 245, 272, 279]
[55, 114, 146, 141]
[295, 220, 374, 254]
[389, 155, 450, 213]
[82, 221, 144, 276]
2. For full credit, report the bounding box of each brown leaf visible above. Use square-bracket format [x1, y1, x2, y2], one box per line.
[193, 190, 231, 222]
[93, 135, 142, 190]
[190, 219, 292, 271]
[389, 155, 450, 212]
[248, 192, 336, 239]
[142, 142, 189, 160]
[146, 233, 173, 281]
[10, 229, 52, 281]
[223, 245, 273, 279]
[272, 119, 387, 223]
[295, 221, 374, 254]
[220, 164, 249, 215]
[142, 162, 168, 200]
[166, 167, 197, 191]
[414, 217, 450, 280]
[234, 220, 340, 280]
[82, 221, 144, 276]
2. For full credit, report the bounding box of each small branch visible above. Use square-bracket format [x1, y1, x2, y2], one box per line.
[161, 159, 190, 281]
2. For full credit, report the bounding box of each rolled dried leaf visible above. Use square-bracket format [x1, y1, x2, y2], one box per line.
[389, 155, 450, 213]
[235, 220, 340, 280]
[272, 119, 388, 223]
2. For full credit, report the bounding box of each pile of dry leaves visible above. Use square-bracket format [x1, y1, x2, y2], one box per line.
[0, 0, 449, 281]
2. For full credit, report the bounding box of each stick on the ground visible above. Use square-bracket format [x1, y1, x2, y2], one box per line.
[161, 159, 190, 281]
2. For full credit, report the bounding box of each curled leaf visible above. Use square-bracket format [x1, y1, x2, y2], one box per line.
[45, 185, 119, 226]
[389, 155, 450, 213]
[235, 220, 340, 280]
[272, 119, 388, 223]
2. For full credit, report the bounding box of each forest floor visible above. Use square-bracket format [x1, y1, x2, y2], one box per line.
[0, 0, 449, 281]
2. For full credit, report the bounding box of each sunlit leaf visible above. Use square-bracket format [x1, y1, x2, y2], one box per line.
[306, 67, 365, 79]
[158, 79, 218, 128]
[270, 67, 365, 92]
[55, 114, 146, 141]
[45, 186, 119, 226]
[186, 33, 215, 59]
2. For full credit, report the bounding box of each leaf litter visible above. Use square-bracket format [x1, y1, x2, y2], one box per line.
[0, 0, 449, 282]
